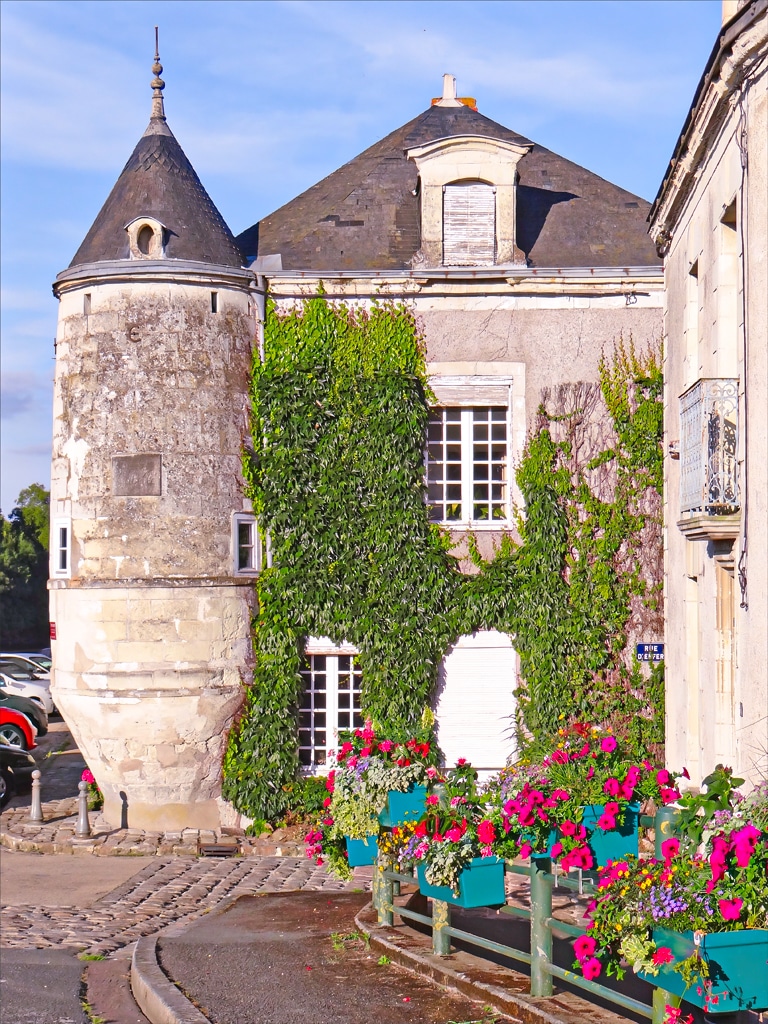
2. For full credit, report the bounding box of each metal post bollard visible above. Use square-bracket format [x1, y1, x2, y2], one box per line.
[28, 769, 44, 822]
[75, 780, 91, 838]
[376, 856, 394, 927]
[530, 856, 554, 997]
[432, 898, 451, 955]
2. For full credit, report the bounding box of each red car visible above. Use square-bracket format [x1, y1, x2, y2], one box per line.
[0, 707, 37, 750]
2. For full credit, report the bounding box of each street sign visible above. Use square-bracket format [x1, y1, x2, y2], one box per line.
[636, 642, 664, 662]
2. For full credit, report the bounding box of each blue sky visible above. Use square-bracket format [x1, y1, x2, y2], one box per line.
[1, 0, 722, 514]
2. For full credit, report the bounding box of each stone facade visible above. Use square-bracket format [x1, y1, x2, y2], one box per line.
[649, 1, 768, 785]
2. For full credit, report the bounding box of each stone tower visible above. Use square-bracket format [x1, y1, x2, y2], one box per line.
[49, 48, 258, 829]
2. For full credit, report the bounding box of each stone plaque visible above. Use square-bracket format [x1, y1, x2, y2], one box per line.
[112, 454, 162, 496]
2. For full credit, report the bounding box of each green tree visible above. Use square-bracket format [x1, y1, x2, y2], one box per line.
[0, 484, 50, 649]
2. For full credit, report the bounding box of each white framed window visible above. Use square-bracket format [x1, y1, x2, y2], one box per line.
[426, 377, 513, 527]
[298, 643, 363, 769]
[51, 517, 72, 578]
[232, 513, 260, 575]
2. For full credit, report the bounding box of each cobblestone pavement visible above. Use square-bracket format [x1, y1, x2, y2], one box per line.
[1, 857, 372, 956]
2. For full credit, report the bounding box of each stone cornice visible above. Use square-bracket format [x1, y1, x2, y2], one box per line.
[53, 259, 257, 297]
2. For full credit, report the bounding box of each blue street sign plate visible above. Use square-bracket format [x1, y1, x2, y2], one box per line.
[636, 643, 664, 662]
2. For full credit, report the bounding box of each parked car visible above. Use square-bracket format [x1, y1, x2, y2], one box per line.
[0, 691, 48, 737]
[0, 707, 37, 750]
[0, 654, 51, 682]
[0, 661, 54, 715]
[3, 651, 52, 672]
[0, 734, 36, 809]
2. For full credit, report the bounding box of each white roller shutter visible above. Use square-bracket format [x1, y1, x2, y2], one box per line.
[443, 182, 496, 266]
[433, 630, 517, 775]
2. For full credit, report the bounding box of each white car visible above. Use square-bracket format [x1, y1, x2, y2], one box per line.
[0, 660, 55, 715]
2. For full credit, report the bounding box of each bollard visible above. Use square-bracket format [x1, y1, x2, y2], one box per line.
[28, 769, 44, 822]
[75, 780, 91, 838]
[432, 898, 451, 955]
[530, 856, 554, 997]
[376, 856, 394, 927]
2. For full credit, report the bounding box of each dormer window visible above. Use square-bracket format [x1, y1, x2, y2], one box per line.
[443, 181, 496, 265]
[125, 216, 166, 260]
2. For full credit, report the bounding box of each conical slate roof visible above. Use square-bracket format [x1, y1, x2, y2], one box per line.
[239, 100, 660, 271]
[70, 82, 243, 269]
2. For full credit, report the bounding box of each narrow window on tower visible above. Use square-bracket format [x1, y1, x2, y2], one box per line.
[211, 291, 219, 314]
[83, 293, 92, 315]
[232, 513, 260, 575]
[51, 518, 72, 578]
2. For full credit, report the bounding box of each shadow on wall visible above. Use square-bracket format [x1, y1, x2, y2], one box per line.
[516, 186, 578, 261]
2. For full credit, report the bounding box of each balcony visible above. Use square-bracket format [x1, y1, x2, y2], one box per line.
[677, 378, 740, 541]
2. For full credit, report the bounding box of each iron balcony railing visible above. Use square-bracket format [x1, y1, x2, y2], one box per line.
[679, 378, 739, 515]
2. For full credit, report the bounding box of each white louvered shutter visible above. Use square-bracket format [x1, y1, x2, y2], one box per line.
[443, 182, 496, 265]
[433, 630, 517, 775]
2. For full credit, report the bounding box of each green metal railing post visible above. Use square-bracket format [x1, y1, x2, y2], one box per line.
[651, 987, 679, 1024]
[432, 898, 452, 955]
[530, 857, 554, 997]
[376, 856, 394, 926]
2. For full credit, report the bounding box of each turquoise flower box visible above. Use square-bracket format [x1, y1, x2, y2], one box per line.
[639, 927, 768, 1013]
[581, 802, 639, 866]
[417, 856, 505, 909]
[345, 835, 379, 867]
[378, 785, 427, 827]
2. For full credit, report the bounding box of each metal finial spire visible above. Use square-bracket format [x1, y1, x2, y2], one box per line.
[151, 26, 166, 121]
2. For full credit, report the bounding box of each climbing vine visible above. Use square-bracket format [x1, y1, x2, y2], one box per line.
[222, 294, 664, 821]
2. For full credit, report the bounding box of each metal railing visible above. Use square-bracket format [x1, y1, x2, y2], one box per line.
[372, 850, 679, 1024]
[679, 378, 739, 515]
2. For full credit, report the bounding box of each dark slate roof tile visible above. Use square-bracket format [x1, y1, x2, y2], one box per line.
[70, 119, 244, 269]
[240, 103, 659, 270]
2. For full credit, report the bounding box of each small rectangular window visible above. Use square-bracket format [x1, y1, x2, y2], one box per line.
[299, 650, 363, 768]
[232, 513, 260, 575]
[211, 291, 219, 313]
[52, 518, 72, 578]
[84, 293, 92, 315]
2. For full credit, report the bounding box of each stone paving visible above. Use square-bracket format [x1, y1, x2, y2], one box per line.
[1, 855, 372, 956]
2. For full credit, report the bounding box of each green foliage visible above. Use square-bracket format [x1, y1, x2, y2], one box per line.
[0, 484, 50, 649]
[223, 297, 664, 819]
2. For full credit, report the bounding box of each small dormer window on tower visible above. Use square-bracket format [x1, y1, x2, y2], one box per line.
[443, 181, 496, 265]
[125, 216, 167, 260]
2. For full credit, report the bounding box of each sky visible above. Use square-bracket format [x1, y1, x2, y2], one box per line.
[0, 0, 723, 514]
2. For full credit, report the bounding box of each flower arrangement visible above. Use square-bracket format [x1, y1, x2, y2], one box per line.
[81, 768, 103, 811]
[304, 720, 437, 878]
[486, 723, 680, 870]
[377, 760, 500, 895]
[576, 771, 768, 1010]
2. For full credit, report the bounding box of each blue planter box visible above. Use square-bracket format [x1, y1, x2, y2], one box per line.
[345, 835, 379, 866]
[639, 927, 768, 1013]
[378, 785, 427, 828]
[417, 856, 505, 908]
[581, 802, 639, 866]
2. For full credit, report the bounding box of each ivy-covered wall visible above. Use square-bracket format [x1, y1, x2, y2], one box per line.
[223, 296, 664, 820]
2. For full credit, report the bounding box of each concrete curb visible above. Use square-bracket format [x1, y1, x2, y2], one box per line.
[131, 935, 210, 1024]
[354, 900, 634, 1024]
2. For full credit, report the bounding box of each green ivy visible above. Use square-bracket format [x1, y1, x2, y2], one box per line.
[222, 296, 664, 820]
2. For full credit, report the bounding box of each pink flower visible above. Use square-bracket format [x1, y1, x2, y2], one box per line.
[360, 746, 372, 757]
[81, 769, 95, 784]
[573, 934, 597, 962]
[600, 736, 617, 753]
[550, 841, 564, 858]
[582, 957, 602, 980]
[519, 842, 533, 859]
[656, 768, 670, 785]
[560, 819, 578, 837]
[732, 824, 761, 867]
[596, 813, 616, 831]
[603, 778, 621, 797]
[426, 794, 439, 806]
[379, 740, 393, 752]
[426, 766, 439, 779]
[323, 797, 331, 808]
[477, 820, 496, 845]
[660, 787, 680, 804]
[652, 946, 674, 965]
[445, 826, 463, 842]
[660, 837, 680, 862]
[718, 897, 743, 921]
[456, 758, 467, 766]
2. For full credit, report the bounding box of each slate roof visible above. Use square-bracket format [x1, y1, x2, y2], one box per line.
[70, 118, 244, 269]
[238, 102, 660, 271]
